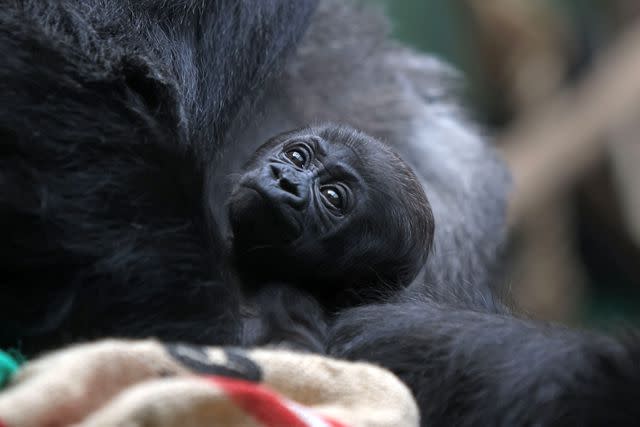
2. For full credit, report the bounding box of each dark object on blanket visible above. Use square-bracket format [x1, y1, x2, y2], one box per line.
[1, 1, 640, 426]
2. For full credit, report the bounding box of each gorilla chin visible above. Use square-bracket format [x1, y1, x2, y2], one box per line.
[228, 182, 302, 250]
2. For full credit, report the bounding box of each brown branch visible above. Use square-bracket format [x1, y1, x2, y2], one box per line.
[500, 19, 640, 224]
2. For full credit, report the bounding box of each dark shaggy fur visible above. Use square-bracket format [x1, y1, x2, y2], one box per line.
[1, 0, 640, 426]
[0, 0, 317, 350]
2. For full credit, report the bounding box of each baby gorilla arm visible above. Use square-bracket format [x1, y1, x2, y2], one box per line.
[242, 284, 328, 354]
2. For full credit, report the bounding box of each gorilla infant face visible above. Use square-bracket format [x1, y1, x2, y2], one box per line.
[228, 124, 434, 301]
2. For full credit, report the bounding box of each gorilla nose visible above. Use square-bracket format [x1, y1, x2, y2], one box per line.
[278, 177, 300, 196]
[270, 164, 301, 197]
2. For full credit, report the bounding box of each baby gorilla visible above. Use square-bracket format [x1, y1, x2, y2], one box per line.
[228, 124, 434, 308]
[228, 124, 434, 352]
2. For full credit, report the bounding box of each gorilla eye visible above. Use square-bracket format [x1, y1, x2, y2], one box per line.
[320, 185, 345, 211]
[284, 148, 307, 168]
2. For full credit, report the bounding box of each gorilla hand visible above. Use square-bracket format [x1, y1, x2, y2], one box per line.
[242, 284, 328, 354]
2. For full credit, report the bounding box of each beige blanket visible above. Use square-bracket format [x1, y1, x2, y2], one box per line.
[0, 340, 418, 427]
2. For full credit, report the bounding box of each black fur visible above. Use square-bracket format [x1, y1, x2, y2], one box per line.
[1, 0, 640, 426]
[243, 284, 327, 354]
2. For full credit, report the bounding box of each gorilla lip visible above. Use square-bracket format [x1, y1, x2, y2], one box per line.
[230, 183, 302, 239]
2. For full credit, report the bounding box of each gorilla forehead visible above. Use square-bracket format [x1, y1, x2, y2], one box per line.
[272, 124, 412, 198]
[314, 124, 428, 215]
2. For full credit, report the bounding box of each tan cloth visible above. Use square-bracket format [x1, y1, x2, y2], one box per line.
[0, 340, 419, 427]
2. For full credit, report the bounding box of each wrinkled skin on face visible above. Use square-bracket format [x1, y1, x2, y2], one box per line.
[228, 124, 434, 305]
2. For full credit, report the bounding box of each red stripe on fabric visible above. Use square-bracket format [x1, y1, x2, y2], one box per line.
[292, 403, 349, 427]
[0, 419, 7, 427]
[204, 376, 310, 427]
[322, 416, 348, 427]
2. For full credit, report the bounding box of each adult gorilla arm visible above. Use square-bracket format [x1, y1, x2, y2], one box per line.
[0, 0, 317, 353]
[330, 302, 640, 426]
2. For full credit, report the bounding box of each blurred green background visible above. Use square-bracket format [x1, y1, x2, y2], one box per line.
[369, 0, 640, 327]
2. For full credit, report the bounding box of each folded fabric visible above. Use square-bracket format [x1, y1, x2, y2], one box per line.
[0, 340, 419, 427]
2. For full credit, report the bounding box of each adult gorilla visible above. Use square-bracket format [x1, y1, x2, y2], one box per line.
[1, 1, 638, 426]
[1, 0, 318, 349]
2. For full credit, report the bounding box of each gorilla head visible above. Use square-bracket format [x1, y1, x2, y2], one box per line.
[228, 124, 434, 304]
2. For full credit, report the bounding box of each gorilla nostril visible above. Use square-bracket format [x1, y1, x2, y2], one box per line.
[279, 177, 299, 197]
[270, 164, 281, 179]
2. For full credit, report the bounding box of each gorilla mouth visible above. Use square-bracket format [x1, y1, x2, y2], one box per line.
[228, 184, 302, 248]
